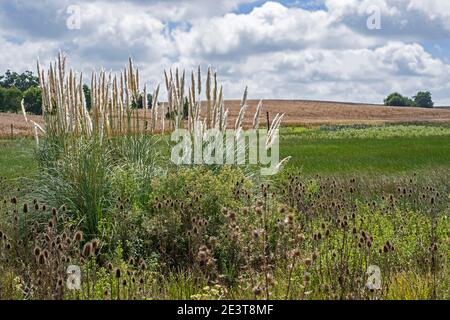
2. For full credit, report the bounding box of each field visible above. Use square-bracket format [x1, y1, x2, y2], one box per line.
[3, 100, 450, 137]
[1, 120, 449, 300]
[0, 57, 449, 301]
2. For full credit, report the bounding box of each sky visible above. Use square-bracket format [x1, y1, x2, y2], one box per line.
[0, 0, 450, 105]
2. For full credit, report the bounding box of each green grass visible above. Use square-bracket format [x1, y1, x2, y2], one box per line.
[1, 124, 449, 179]
[0, 138, 36, 179]
[280, 125, 450, 176]
[281, 135, 450, 176]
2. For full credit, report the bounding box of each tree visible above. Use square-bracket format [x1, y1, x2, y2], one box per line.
[83, 85, 92, 111]
[2, 87, 22, 113]
[0, 87, 6, 112]
[132, 93, 153, 109]
[0, 70, 39, 91]
[23, 87, 42, 115]
[183, 97, 189, 120]
[413, 91, 434, 108]
[384, 92, 413, 107]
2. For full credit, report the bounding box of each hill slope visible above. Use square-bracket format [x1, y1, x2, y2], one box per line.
[2, 100, 450, 136]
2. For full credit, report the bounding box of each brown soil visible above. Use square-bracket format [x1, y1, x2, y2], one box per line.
[227, 100, 450, 127]
[2, 100, 450, 137]
[0, 113, 44, 137]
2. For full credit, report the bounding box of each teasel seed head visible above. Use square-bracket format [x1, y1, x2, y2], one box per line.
[198, 251, 207, 262]
[252, 286, 262, 296]
[304, 258, 312, 267]
[91, 239, 99, 250]
[82, 242, 93, 257]
[34, 247, 41, 257]
[38, 253, 46, 265]
[74, 231, 83, 242]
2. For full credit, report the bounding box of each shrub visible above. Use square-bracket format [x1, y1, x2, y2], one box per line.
[0, 87, 6, 112]
[23, 86, 42, 115]
[413, 91, 434, 108]
[2, 86, 22, 113]
[140, 166, 252, 267]
[384, 92, 413, 107]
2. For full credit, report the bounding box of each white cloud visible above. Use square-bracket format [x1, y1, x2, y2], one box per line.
[0, 0, 449, 105]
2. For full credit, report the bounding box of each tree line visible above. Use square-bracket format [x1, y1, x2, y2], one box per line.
[0, 70, 154, 115]
[0, 70, 42, 114]
[384, 91, 434, 108]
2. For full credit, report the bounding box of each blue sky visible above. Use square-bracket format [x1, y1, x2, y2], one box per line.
[0, 0, 449, 105]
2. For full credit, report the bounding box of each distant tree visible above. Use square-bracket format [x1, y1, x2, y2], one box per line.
[0, 70, 39, 91]
[83, 85, 92, 111]
[23, 87, 42, 115]
[384, 92, 413, 107]
[2, 87, 23, 113]
[183, 97, 189, 120]
[132, 93, 153, 109]
[413, 91, 434, 108]
[0, 87, 7, 112]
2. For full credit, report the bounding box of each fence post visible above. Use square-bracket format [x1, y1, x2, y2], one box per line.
[266, 112, 270, 131]
[10, 123, 13, 138]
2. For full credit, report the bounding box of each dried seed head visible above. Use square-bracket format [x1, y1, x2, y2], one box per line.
[34, 247, 41, 257]
[252, 286, 262, 296]
[38, 253, 46, 265]
[91, 239, 99, 250]
[304, 258, 312, 267]
[82, 242, 93, 257]
[74, 231, 83, 242]
[115, 268, 121, 278]
[197, 251, 207, 262]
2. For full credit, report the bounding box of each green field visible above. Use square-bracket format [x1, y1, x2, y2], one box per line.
[1, 124, 449, 179]
[1, 124, 449, 300]
[281, 126, 450, 175]
[0, 138, 36, 179]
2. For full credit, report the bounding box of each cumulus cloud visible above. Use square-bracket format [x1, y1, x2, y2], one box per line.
[0, 0, 449, 105]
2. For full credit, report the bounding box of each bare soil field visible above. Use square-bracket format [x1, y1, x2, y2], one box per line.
[2, 100, 450, 136]
[231, 100, 450, 127]
[0, 113, 43, 137]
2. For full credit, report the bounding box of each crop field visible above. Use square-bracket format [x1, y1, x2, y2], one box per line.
[0, 56, 449, 301]
[2, 100, 450, 138]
